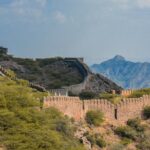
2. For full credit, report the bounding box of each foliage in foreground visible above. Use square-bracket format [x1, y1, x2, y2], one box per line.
[115, 118, 150, 150]
[85, 110, 104, 126]
[143, 106, 150, 119]
[86, 133, 106, 148]
[0, 77, 84, 150]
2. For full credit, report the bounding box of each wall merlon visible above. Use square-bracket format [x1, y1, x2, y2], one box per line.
[43, 95, 150, 124]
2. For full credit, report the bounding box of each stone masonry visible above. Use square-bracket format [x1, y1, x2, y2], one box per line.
[43, 95, 150, 124]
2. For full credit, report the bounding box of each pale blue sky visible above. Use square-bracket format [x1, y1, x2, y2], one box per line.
[0, 0, 150, 64]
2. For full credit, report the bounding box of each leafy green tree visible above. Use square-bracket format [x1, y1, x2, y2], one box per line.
[79, 91, 97, 100]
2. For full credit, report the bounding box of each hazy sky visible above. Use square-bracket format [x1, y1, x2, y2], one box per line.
[0, 0, 150, 64]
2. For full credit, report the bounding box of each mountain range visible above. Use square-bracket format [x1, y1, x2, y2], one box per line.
[91, 55, 150, 89]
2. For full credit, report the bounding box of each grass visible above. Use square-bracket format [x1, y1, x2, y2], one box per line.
[128, 88, 150, 98]
[99, 93, 123, 104]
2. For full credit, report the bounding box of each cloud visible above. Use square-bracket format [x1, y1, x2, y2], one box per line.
[35, 0, 48, 7]
[112, 0, 150, 9]
[137, 0, 150, 8]
[0, 0, 48, 21]
[53, 11, 67, 24]
[112, 0, 133, 9]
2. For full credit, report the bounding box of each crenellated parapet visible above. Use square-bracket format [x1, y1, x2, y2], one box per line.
[120, 89, 134, 97]
[43, 95, 150, 124]
[116, 95, 150, 122]
[83, 99, 115, 121]
[43, 96, 83, 120]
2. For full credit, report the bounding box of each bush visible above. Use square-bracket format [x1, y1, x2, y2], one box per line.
[143, 106, 150, 119]
[85, 110, 104, 126]
[86, 133, 106, 148]
[0, 76, 85, 150]
[96, 137, 106, 148]
[120, 138, 132, 146]
[86, 135, 95, 146]
[99, 93, 122, 104]
[128, 88, 150, 98]
[127, 118, 145, 132]
[115, 126, 137, 140]
[109, 143, 125, 150]
[136, 131, 150, 150]
[79, 91, 97, 100]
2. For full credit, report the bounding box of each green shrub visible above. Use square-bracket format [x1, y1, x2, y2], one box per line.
[109, 143, 125, 150]
[99, 93, 122, 104]
[85, 110, 104, 126]
[120, 138, 132, 146]
[143, 106, 150, 119]
[127, 118, 145, 132]
[86, 135, 95, 146]
[0, 76, 85, 150]
[96, 137, 106, 148]
[136, 131, 150, 150]
[86, 133, 106, 148]
[79, 91, 97, 100]
[128, 89, 150, 98]
[115, 126, 137, 140]
[0, 95, 6, 108]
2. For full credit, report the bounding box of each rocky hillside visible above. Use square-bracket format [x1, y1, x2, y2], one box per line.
[0, 47, 122, 94]
[91, 55, 150, 89]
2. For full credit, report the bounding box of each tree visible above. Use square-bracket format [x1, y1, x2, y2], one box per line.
[79, 91, 97, 100]
[0, 47, 8, 54]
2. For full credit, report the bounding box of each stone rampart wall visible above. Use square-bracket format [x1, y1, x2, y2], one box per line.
[43, 95, 150, 123]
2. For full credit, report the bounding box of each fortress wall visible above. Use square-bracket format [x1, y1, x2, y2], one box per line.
[49, 89, 68, 96]
[64, 58, 91, 95]
[83, 99, 115, 121]
[117, 95, 150, 122]
[43, 96, 83, 120]
[43, 95, 150, 123]
[120, 90, 134, 97]
[67, 77, 88, 95]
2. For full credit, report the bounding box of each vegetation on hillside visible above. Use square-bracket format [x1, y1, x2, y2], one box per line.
[85, 133, 106, 148]
[0, 76, 85, 150]
[99, 88, 150, 104]
[128, 88, 150, 98]
[114, 118, 150, 150]
[143, 106, 150, 119]
[99, 93, 122, 104]
[79, 91, 98, 100]
[85, 110, 104, 126]
[0, 49, 83, 89]
[0, 47, 123, 94]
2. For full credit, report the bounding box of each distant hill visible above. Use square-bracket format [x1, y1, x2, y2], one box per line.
[0, 47, 122, 94]
[91, 55, 150, 89]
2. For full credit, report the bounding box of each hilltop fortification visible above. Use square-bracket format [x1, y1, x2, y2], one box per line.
[0, 47, 122, 95]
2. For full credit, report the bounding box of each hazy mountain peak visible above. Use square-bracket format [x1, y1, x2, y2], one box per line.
[113, 55, 125, 61]
[91, 56, 150, 89]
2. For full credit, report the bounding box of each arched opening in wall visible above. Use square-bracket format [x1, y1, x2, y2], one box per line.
[115, 109, 117, 120]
